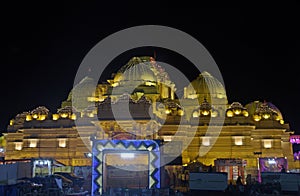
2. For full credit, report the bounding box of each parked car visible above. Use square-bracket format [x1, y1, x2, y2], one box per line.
[53, 172, 84, 187]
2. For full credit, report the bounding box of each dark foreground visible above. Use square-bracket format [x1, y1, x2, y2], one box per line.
[1, 183, 300, 195]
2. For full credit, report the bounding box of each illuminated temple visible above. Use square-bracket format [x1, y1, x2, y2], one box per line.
[3, 56, 298, 193]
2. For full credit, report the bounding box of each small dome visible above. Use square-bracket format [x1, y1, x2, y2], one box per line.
[31, 106, 49, 115]
[226, 102, 248, 117]
[116, 57, 156, 83]
[67, 76, 97, 101]
[57, 106, 77, 114]
[229, 102, 245, 110]
[67, 76, 99, 111]
[186, 71, 227, 100]
[199, 99, 212, 111]
[245, 101, 283, 120]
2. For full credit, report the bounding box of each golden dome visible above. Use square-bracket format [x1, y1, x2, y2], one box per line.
[116, 57, 157, 84]
[186, 71, 227, 100]
[245, 101, 284, 121]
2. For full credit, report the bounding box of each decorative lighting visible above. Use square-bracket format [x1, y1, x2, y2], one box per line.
[163, 136, 172, 142]
[211, 110, 218, 117]
[70, 113, 77, 120]
[52, 114, 60, 120]
[38, 115, 47, 121]
[177, 109, 184, 116]
[32, 114, 38, 119]
[262, 113, 271, 119]
[165, 109, 171, 114]
[202, 137, 210, 146]
[192, 110, 200, 118]
[120, 153, 135, 159]
[253, 114, 261, 121]
[242, 111, 249, 117]
[263, 139, 272, 148]
[58, 138, 67, 148]
[29, 139, 38, 148]
[233, 109, 242, 115]
[201, 110, 210, 116]
[234, 136, 243, 146]
[87, 113, 95, 118]
[199, 99, 211, 116]
[60, 113, 69, 118]
[227, 102, 247, 117]
[26, 115, 32, 121]
[14, 142, 23, 150]
[226, 110, 234, 117]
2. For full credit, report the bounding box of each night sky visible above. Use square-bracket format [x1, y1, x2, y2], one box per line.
[1, 3, 299, 134]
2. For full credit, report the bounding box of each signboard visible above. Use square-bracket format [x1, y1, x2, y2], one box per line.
[215, 158, 242, 166]
[259, 157, 287, 173]
[189, 172, 228, 191]
[261, 172, 300, 192]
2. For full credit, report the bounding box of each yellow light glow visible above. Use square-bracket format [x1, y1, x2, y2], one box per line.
[243, 111, 249, 117]
[262, 113, 271, 119]
[202, 137, 210, 146]
[201, 110, 210, 116]
[263, 139, 272, 148]
[38, 115, 46, 121]
[60, 113, 69, 118]
[88, 97, 100, 102]
[163, 136, 172, 142]
[211, 110, 218, 117]
[26, 115, 32, 121]
[165, 109, 171, 114]
[29, 139, 38, 148]
[177, 109, 184, 116]
[145, 81, 155, 86]
[15, 142, 23, 150]
[226, 110, 234, 117]
[217, 94, 224, 99]
[58, 138, 67, 148]
[253, 114, 261, 121]
[52, 114, 60, 120]
[233, 109, 241, 115]
[87, 113, 94, 118]
[32, 114, 38, 119]
[111, 83, 118, 87]
[234, 136, 243, 145]
[280, 119, 284, 124]
[192, 111, 199, 118]
[70, 113, 77, 120]
[9, 120, 14, 126]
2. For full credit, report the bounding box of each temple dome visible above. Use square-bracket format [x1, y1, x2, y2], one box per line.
[65, 76, 99, 111]
[116, 57, 156, 83]
[112, 56, 173, 85]
[185, 71, 227, 100]
[245, 101, 284, 121]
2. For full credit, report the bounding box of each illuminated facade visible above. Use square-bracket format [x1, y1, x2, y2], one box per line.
[4, 56, 296, 184]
